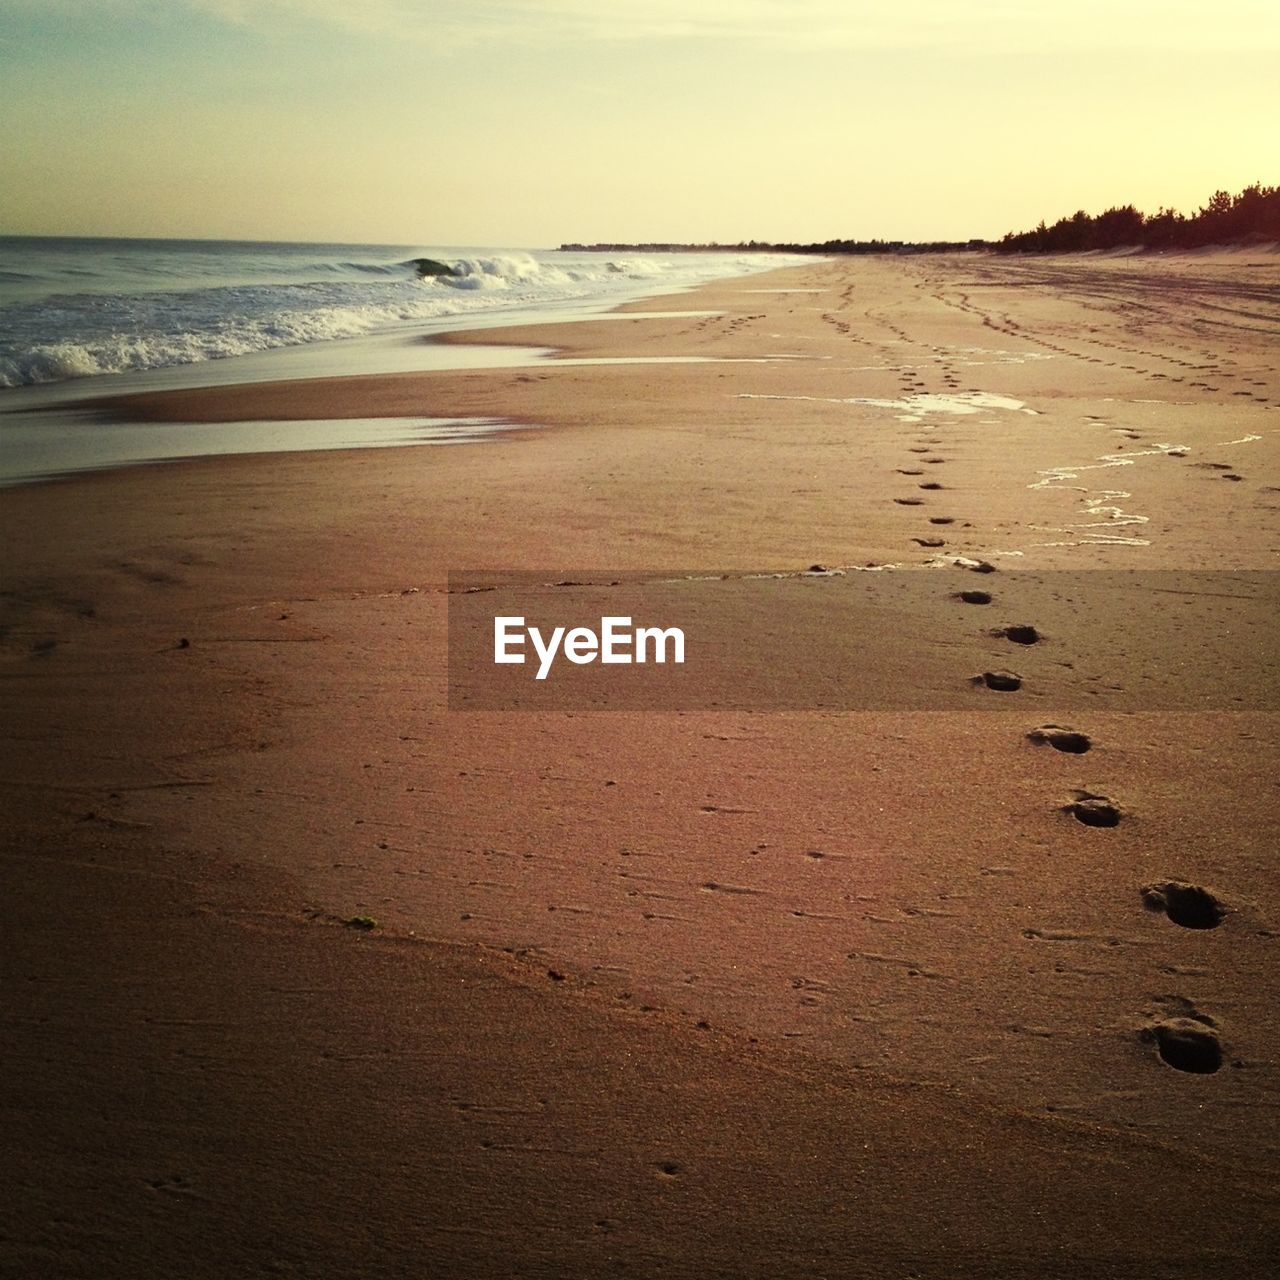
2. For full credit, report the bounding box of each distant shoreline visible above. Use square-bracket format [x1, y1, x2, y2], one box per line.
[563, 181, 1279, 257]
[559, 238, 989, 255]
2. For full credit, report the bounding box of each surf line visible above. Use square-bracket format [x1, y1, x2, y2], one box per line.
[736, 391, 1039, 415]
[1027, 427, 1268, 549]
[1026, 442, 1190, 548]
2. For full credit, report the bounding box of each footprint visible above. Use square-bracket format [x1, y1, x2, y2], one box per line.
[146, 1174, 200, 1197]
[996, 624, 1040, 645]
[116, 560, 184, 587]
[974, 670, 1022, 691]
[1066, 793, 1121, 828]
[700, 881, 762, 896]
[1027, 725, 1091, 754]
[1141, 881, 1227, 930]
[1144, 1016, 1223, 1074]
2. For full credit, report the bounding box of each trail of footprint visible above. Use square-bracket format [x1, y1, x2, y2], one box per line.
[995, 624, 1040, 645]
[974, 670, 1022, 691]
[1141, 881, 1228, 930]
[1064, 791, 1121, 827]
[1142, 1007, 1224, 1075]
[1027, 725, 1091, 753]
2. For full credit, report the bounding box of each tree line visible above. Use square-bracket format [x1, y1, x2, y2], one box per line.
[558, 238, 988, 255]
[997, 183, 1279, 253]
[560, 183, 1278, 258]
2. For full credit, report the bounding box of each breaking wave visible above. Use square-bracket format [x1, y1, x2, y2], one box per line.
[0, 240, 784, 388]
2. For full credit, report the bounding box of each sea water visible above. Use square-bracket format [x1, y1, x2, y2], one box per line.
[0, 238, 796, 389]
[0, 238, 801, 484]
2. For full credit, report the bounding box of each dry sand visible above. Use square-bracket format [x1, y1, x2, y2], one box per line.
[2, 251, 1279, 1277]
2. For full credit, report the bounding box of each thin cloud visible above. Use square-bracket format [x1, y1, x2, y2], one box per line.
[187, 0, 410, 36]
[4, 0, 1274, 52]
[184, 1, 1029, 46]
[193, 0, 1280, 51]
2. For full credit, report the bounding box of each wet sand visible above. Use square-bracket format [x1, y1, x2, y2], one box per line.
[3, 251, 1279, 1276]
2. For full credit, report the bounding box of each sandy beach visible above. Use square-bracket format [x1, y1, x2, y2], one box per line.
[3, 250, 1279, 1276]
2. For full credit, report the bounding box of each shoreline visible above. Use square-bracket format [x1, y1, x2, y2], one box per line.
[0, 258, 805, 489]
[3, 250, 1279, 1275]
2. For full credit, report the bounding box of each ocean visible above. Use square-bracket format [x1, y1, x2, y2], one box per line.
[0, 237, 795, 390]
[0, 237, 800, 485]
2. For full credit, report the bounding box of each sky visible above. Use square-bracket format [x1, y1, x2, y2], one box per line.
[1, 0, 1277, 246]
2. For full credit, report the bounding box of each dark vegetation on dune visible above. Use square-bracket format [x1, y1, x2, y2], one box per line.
[995, 182, 1280, 253]
[562, 182, 1278, 257]
[560, 236, 988, 255]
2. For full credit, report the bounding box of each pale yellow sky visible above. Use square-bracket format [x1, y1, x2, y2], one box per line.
[1, 0, 1276, 244]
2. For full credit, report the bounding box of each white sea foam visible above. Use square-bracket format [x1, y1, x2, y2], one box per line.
[0, 241, 798, 389]
[737, 390, 1039, 415]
